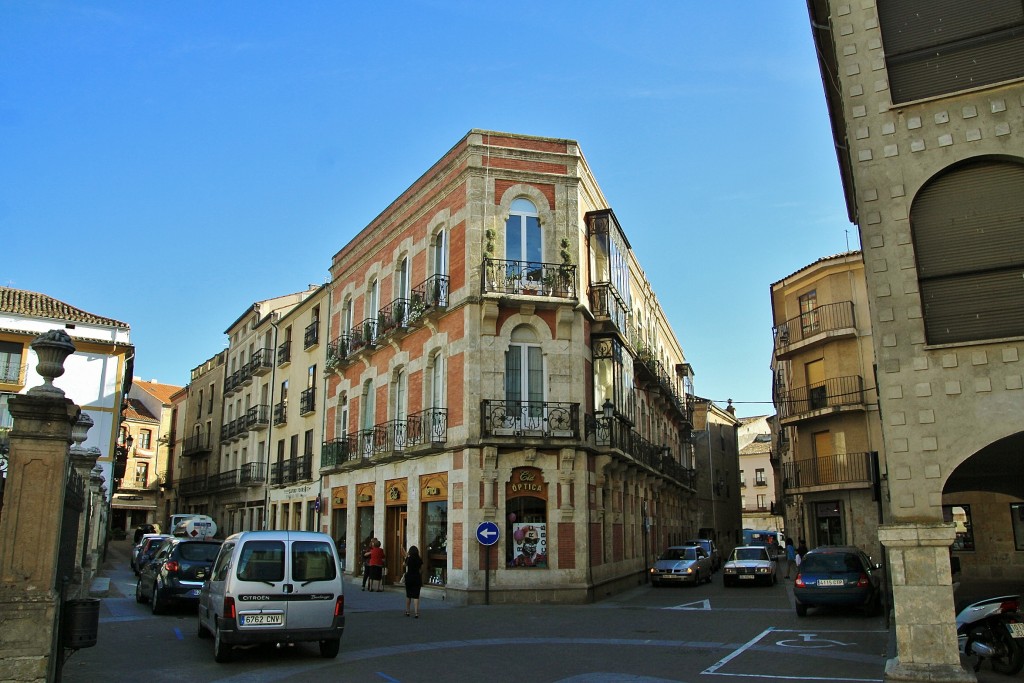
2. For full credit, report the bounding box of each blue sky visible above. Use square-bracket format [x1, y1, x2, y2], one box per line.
[0, 2, 857, 417]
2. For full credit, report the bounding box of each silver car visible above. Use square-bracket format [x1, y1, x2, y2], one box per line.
[723, 545, 778, 587]
[197, 530, 345, 662]
[650, 545, 712, 586]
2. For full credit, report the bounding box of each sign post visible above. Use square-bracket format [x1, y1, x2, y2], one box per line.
[476, 521, 500, 605]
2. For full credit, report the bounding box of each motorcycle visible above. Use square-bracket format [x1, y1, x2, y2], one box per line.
[955, 594, 1024, 675]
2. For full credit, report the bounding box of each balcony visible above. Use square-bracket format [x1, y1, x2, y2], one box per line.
[321, 407, 448, 468]
[589, 282, 630, 336]
[246, 404, 270, 430]
[326, 276, 450, 371]
[773, 301, 856, 358]
[182, 432, 213, 457]
[250, 347, 274, 376]
[177, 474, 209, 497]
[782, 452, 874, 490]
[206, 462, 267, 493]
[304, 320, 320, 349]
[1, 360, 26, 385]
[119, 476, 151, 491]
[584, 413, 696, 489]
[299, 387, 316, 415]
[273, 400, 287, 426]
[270, 454, 312, 486]
[277, 340, 291, 366]
[480, 400, 579, 438]
[778, 375, 865, 423]
[483, 259, 577, 299]
[632, 351, 693, 427]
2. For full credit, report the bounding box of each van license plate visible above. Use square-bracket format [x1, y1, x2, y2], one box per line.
[1007, 623, 1024, 638]
[241, 614, 283, 626]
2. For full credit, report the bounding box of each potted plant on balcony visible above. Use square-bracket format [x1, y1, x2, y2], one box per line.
[409, 292, 426, 322]
[393, 301, 407, 329]
[363, 321, 375, 347]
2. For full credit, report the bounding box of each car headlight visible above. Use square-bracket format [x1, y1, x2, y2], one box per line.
[724, 567, 737, 574]
[756, 567, 771, 573]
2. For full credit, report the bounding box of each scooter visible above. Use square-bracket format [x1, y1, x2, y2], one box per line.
[955, 594, 1024, 675]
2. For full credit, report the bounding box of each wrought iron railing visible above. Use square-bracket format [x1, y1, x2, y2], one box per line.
[277, 340, 291, 366]
[250, 347, 274, 375]
[774, 301, 855, 351]
[270, 454, 312, 486]
[304, 320, 320, 349]
[480, 400, 579, 438]
[178, 474, 209, 496]
[182, 432, 212, 457]
[273, 400, 287, 425]
[782, 452, 873, 488]
[589, 282, 630, 333]
[246, 404, 270, 430]
[584, 414, 695, 488]
[777, 375, 865, 419]
[0, 361, 25, 384]
[327, 276, 450, 368]
[299, 387, 316, 415]
[483, 258, 577, 298]
[320, 407, 448, 468]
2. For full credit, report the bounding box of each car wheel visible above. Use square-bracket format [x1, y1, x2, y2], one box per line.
[319, 639, 340, 658]
[135, 578, 146, 604]
[151, 582, 164, 615]
[213, 624, 232, 663]
[796, 602, 808, 617]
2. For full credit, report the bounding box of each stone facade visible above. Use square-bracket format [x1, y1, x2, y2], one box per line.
[806, 2, 1024, 679]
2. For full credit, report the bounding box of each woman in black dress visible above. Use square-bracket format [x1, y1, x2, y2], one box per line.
[403, 545, 424, 618]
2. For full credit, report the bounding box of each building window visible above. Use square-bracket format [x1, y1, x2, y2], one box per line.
[1012, 504, 1024, 552]
[430, 352, 445, 409]
[135, 462, 148, 486]
[799, 290, 819, 336]
[433, 229, 447, 277]
[303, 429, 314, 458]
[912, 159, 1024, 345]
[424, 500, 447, 585]
[208, 384, 215, 414]
[739, 470, 745, 488]
[755, 468, 766, 486]
[506, 198, 542, 270]
[505, 342, 543, 412]
[197, 389, 204, 419]
[943, 504, 975, 551]
[0, 342, 23, 384]
[757, 494, 767, 510]
[138, 430, 152, 450]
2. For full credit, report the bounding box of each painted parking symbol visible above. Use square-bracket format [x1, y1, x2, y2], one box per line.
[776, 632, 855, 648]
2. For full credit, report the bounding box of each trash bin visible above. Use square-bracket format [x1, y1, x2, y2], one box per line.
[63, 598, 100, 649]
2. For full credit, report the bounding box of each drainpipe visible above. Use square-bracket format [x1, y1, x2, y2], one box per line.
[265, 315, 278, 530]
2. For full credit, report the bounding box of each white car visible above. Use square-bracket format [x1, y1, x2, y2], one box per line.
[723, 545, 778, 587]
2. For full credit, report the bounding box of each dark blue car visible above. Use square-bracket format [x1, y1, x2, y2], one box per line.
[793, 546, 883, 616]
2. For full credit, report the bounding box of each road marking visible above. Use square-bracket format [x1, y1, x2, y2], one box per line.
[666, 599, 710, 611]
[775, 632, 854, 648]
[702, 628, 884, 681]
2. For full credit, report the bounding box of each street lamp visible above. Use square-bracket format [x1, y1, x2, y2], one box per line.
[602, 398, 614, 420]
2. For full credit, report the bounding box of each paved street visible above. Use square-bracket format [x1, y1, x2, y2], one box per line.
[63, 542, 1015, 683]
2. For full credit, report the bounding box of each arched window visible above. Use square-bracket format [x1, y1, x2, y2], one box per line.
[335, 393, 348, 440]
[397, 257, 410, 301]
[342, 297, 353, 334]
[505, 325, 543, 421]
[393, 368, 407, 421]
[433, 229, 447, 277]
[367, 278, 380, 339]
[912, 159, 1024, 344]
[506, 198, 542, 269]
[430, 351, 445, 409]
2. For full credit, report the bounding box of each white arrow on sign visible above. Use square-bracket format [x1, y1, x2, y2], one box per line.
[480, 527, 497, 540]
[666, 599, 710, 611]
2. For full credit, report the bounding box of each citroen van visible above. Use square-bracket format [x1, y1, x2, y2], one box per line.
[197, 530, 345, 662]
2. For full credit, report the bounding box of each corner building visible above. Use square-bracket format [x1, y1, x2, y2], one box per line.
[806, 3, 1024, 680]
[322, 130, 698, 604]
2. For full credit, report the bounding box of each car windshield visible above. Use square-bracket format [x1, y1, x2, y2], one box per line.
[178, 543, 221, 562]
[734, 548, 767, 562]
[659, 547, 696, 561]
[686, 540, 710, 552]
[801, 553, 863, 574]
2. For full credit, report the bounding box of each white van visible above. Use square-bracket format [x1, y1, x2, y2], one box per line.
[197, 530, 345, 662]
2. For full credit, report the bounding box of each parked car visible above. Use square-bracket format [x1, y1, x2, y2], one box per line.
[723, 545, 777, 586]
[131, 534, 171, 575]
[684, 538, 721, 571]
[649, 545, 712, 586]
[133, 523, 157, 544]
[198, 530, 345, 662]
[136, 537, 222, 614]
[793, 545, 883, 617]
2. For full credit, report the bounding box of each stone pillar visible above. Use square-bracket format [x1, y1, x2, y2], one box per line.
[0, 330, 79, 683]
[68, 413, 100, 597]
[880, 522, 974, 683]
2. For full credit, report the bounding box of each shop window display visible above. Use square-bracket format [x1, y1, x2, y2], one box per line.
[423, 501, 447, 585]
[506, 496, 547, 568]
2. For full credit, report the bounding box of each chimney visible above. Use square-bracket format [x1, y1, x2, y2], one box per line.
[726, 399, 736, 416]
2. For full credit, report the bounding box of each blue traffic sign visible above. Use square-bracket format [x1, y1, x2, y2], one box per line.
[476, 521, 500, 546]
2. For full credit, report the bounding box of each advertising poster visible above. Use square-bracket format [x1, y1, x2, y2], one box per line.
[510, 522, 547, 567]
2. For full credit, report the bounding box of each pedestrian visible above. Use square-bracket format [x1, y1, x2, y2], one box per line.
[784, 537, 796, 578]
[368, 538, 386, 592]
[796, 538, 809, 569]
[403, 545, 423, 618]
[361, 536, 374, 591]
